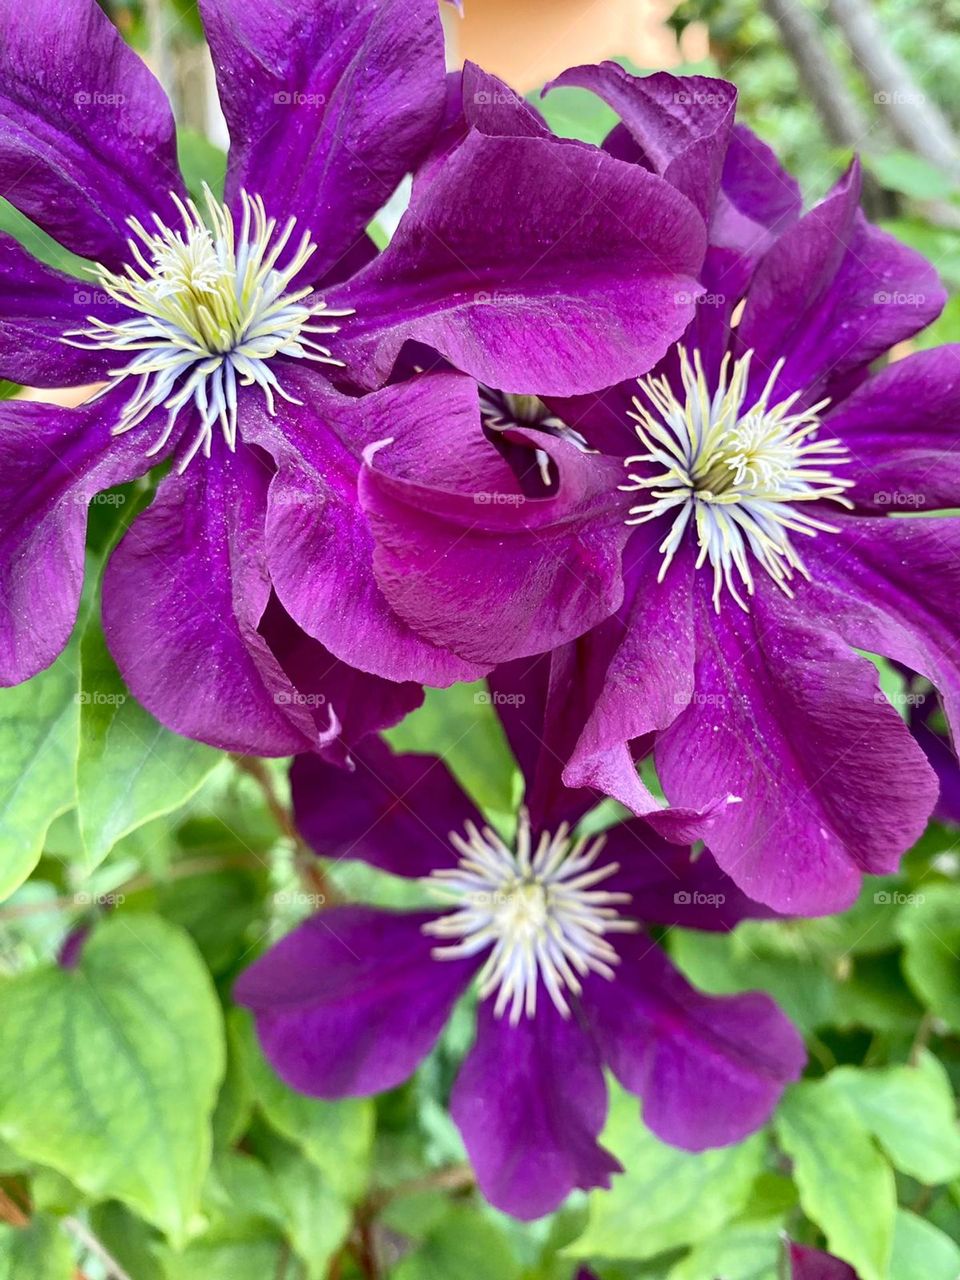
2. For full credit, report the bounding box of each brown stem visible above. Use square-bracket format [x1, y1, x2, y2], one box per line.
[0, 1186, 29, 1228]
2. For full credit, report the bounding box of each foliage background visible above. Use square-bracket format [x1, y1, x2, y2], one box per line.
[1, 0, 960, 1276]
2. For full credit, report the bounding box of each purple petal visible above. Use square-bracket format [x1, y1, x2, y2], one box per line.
[0, 234, 127, 387]
[0, 391, 148, 685]
[331, 130, 707, 395]
[584, 937, 805, 1149]
[236, 906, 476, 1097]
[243, 371, 484, 686]
[823, 346, 960, 512]
[546, 66, 736, 219]
[655, 574, 938, 914]
[789, 1243, 859, 1280]
[0, 0, 183, 265]
[736, 161, 945, 403]
[360, 372, 630, 664]
[102, 445, 321, 755]
[291, 739, 478, 879]
[200, 0, 445, 282]
[260, 595, 423, 769]
[451, 1000, 620, 1219]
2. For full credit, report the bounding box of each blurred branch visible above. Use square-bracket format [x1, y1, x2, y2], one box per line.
[63, 1217, 133, 1280]
[760, 0, 873, 146]
[826, 0, 960, 178]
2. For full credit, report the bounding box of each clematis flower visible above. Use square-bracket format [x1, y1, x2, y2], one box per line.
[0, 5, 706, 754]
[359, 67, 960, 913]
[236, 685, 804, 1220]
[789, 1242, 858, 1280]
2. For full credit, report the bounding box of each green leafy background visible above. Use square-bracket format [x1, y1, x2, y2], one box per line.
[2, 0, 960, 1275]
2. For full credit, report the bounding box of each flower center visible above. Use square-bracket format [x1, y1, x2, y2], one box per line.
[423, 811, 637, 1024]
[63, 186, 352, 471]
[478, 388, 592, 487]
[621, 347, 855, 611]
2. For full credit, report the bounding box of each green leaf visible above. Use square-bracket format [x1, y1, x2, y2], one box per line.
[260, 1133, 352, 1280]
[668, 1218, 782, 1280]
[826, 1052, 960, 1183]
[0, 1215, 73, 1280]
[0, 633, 80, 901]
[774, 1081, 896, 1280]
[163, 1238, 285, 1280]
[385, 682, 519, 817]
[177, 128, 228, 203]
[393, 1206, 522, 1280]
[890, 1209, 960, 1280]
[896, 885, 960, 1029]
[567, 1087, 765, 1260]
[234, 1011, 374, 1201]
[0, 915, 224, 1245]
[77, 618, 220, 868]
[866, 149, 955, 200]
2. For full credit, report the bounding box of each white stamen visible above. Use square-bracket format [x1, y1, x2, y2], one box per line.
[478, 388, 593, 487]
[63, 186, 354, 472]
[423, 809, 637, 1025]
[621, 347, 855, 611]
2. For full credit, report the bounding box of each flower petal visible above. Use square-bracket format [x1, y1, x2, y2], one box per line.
[789, 1243, 858, 1280]
[200, 0, 445, 282]
[736, 160, 945, 403]
[654, 575, 938, 914]
[331, 130, 707, 395]
[360, 372, 630, 664]
[102, 445, 321, 755]
[451, 999, 620, 1219]
[242, 371, 484, 687]
[584, 937, 804, 1149]
[291, 739, 478, 879]
[823, 346, 960, 512]
[0, 0, 183, 265]
[0, 391, 148, 685]
[236, 906, 476, 1097]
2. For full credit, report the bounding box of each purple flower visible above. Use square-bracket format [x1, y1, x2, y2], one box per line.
[359, 67, 960, 913]
[0, 8, 706, 755]
[789, 1242, 859, 1280]
[236, 687, 804, 1220]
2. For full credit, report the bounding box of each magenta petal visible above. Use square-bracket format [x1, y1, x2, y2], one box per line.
[243, 372, 483, 686]
[361, 373, 630, 664]
[546, 65, 736, 219]
[789, 1243, 859, 1280]
[823, 347, 960, 511]
[736, 160, 945, 402]
[451, 1000, 619, 1220]
[291, 739, 478, 879]
[332, 130, 707, 395]
[0, 0, 183, 265]
[585, 939, 804, 1149]
[200, 0, 445, 281]
[656, 576, 938, 914]
[236, 907, 476, 1097]
[102, 446, 319, 756]
[0, 392, 148, 685]
[0, 234, 127, 387]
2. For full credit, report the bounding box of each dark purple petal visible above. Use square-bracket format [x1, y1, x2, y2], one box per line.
[584, 937, 805, 1149]
[451, 1000, 620, 1219]
[360, 372, 630, 664]
[655, 574, 938, 914]
[736, 161, 945, 404]
[200, 0, 446, 282]
[236, 906, 476, 1097]
[461, 62, 551, 139]
[789, 1242, 859, 1280]
[0, 0, 183, 265]
[102, 445, 321, 756]
[243, 371, 483, 686]
[0, 234, 127, 386]
[546, 66, 736, 219]
[823, 346, 960, 512]
[804, 515, 960, 744]
[331, 130, 707, 395]
[291, 739, 477, 879]
[260, 595, 423, 769]
[0, 391, 149, 685]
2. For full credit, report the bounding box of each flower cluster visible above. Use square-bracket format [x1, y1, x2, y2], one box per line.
[1, 0, 957, 1225]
